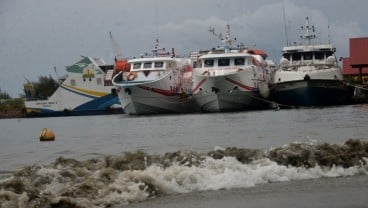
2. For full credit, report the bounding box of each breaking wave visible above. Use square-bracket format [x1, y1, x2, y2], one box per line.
[1, 139, 368, 207]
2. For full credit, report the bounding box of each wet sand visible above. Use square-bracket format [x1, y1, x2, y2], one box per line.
[126, 174, 368, 208]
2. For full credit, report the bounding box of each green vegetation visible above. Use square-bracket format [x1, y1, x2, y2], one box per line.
[0, 98, 24, 118]
[0, 75, 58, 118]
[24, 75, 58, 99]
[0, 88, 11, 99]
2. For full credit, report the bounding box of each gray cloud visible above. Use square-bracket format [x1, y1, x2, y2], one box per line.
[0, 0, 367, 97]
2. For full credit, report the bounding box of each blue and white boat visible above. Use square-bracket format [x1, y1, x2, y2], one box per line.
[24, 56, 122, 117]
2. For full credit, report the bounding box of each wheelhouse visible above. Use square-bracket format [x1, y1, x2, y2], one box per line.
[128, 58, 177, 71]
[196, 54, 253, 68]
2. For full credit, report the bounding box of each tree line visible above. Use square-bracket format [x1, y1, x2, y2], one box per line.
[23, 75, 59, 99]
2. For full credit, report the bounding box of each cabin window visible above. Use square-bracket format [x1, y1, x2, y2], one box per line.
[292, 53, 301, 61]
[133, 63, 141, 69]
[234, 58, 245, 66]
[315, 52, 325, 60]
[283, 54, 291, 60]
[326, 51, 334, 57]
[96, 78, 102, 85]
[218, 58, 230, 66]
[303, 52, 313, 60]
[154, 62, 164, 68]
[143, 62, 152, 69]
[71, 79, 76, 87]
[204, 59, 214, 67]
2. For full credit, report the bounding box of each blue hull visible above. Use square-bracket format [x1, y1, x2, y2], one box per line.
[270, 80, 351, 107]
[25, 94, 123, 117]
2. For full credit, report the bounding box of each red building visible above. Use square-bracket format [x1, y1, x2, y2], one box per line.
[342, 37, 368, 83]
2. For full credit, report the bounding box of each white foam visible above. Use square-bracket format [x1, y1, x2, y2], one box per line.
[3, 157, 367, 207]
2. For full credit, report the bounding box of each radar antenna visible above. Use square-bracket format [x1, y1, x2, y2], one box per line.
[209, 24, 236, 48]
[300, 17, 316, 45]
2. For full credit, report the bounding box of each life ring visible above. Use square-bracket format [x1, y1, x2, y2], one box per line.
[127, 72, 137, 81]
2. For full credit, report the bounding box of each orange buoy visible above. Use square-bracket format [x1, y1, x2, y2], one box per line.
[39, 128, 55, 141]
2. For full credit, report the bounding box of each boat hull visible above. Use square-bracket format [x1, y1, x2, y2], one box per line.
[193, 90, 269, 112]
[115, 75, 197, 115]
[25, 93, 122, 117]
[270, 79, 350, 107]
[192, 70, 270, 112]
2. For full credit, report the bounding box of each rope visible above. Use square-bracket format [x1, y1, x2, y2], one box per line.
[344, 82, 368, 91]
[241, 91, 306, 110]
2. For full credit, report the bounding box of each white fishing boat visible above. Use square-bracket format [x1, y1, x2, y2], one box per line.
[191, 24, 272, 112]
[270, 17, 350, 107]
[24, 56, 123, 117]
[112, 40, 196, 115]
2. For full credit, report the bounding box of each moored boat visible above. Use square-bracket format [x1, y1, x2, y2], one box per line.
[24, 56, 123, 117]
[112, 40, 196, 115]
[270, 17, 350, 107]
[191, 24, 272, 112]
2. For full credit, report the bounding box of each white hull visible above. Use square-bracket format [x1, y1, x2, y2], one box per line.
[192, 67, 270, 112]
[113, 55, 195, 115]
[273, 66, 343, 84]
[116, 73, 195, 115]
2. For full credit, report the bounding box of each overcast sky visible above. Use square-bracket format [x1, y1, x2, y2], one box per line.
[1, 0, 367, 97]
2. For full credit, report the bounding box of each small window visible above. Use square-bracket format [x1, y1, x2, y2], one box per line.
[154, 62, 164, 68]
[96, 78, 102, 85]
[143, 62, 152, 69]
[133, 63, 141, 69]
[234, 58, 245, 66]
[326, 51, 334, 57]
[303, 52, 313, 60]
[218, 58, 230, 66]
[71, 79, 76, 86]
[204, 59, 214, 67]
[283, 53, 291, 60]
[315, 52, 324, 60]
[292, 53, 301, 61]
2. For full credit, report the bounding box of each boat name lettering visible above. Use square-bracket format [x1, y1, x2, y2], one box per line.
[36, 101, 57, 105]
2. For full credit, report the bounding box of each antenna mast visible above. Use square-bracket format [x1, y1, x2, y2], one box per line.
[282, 2, 289, 46]
[300, 17, 316, 45]
[209, 24, 235, 48]
[327, 17, 331, 44]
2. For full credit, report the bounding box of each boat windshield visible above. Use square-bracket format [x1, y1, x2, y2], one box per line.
[204, 59, 214, 67]
[154, 61, 164, 68]
[143, 62, 152, 69]
[218, 58, 230, 66]
[234, 57, 245, 66]
[133, 63, 141, 69]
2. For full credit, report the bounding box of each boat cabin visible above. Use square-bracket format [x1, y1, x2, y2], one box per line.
[195, 54, 254, 68]
[280, 45, 337, 67]
[128, 58, 177, 72]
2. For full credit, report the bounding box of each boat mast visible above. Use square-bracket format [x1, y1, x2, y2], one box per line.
[300, 17, 316, 45]
[109, 31, 123, 60]
[282, 2, 289, 46]
[209, 24, 236, 49]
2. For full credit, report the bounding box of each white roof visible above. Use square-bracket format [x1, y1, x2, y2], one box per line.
[199, 52, 252, 60]
[282, 44, 335, 53]
[128, 56, 176, 63]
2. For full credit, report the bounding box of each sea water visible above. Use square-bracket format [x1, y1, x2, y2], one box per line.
[0, 104, 368, 207]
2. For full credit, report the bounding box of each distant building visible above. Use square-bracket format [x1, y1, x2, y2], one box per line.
[342, 37, 368, 83]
